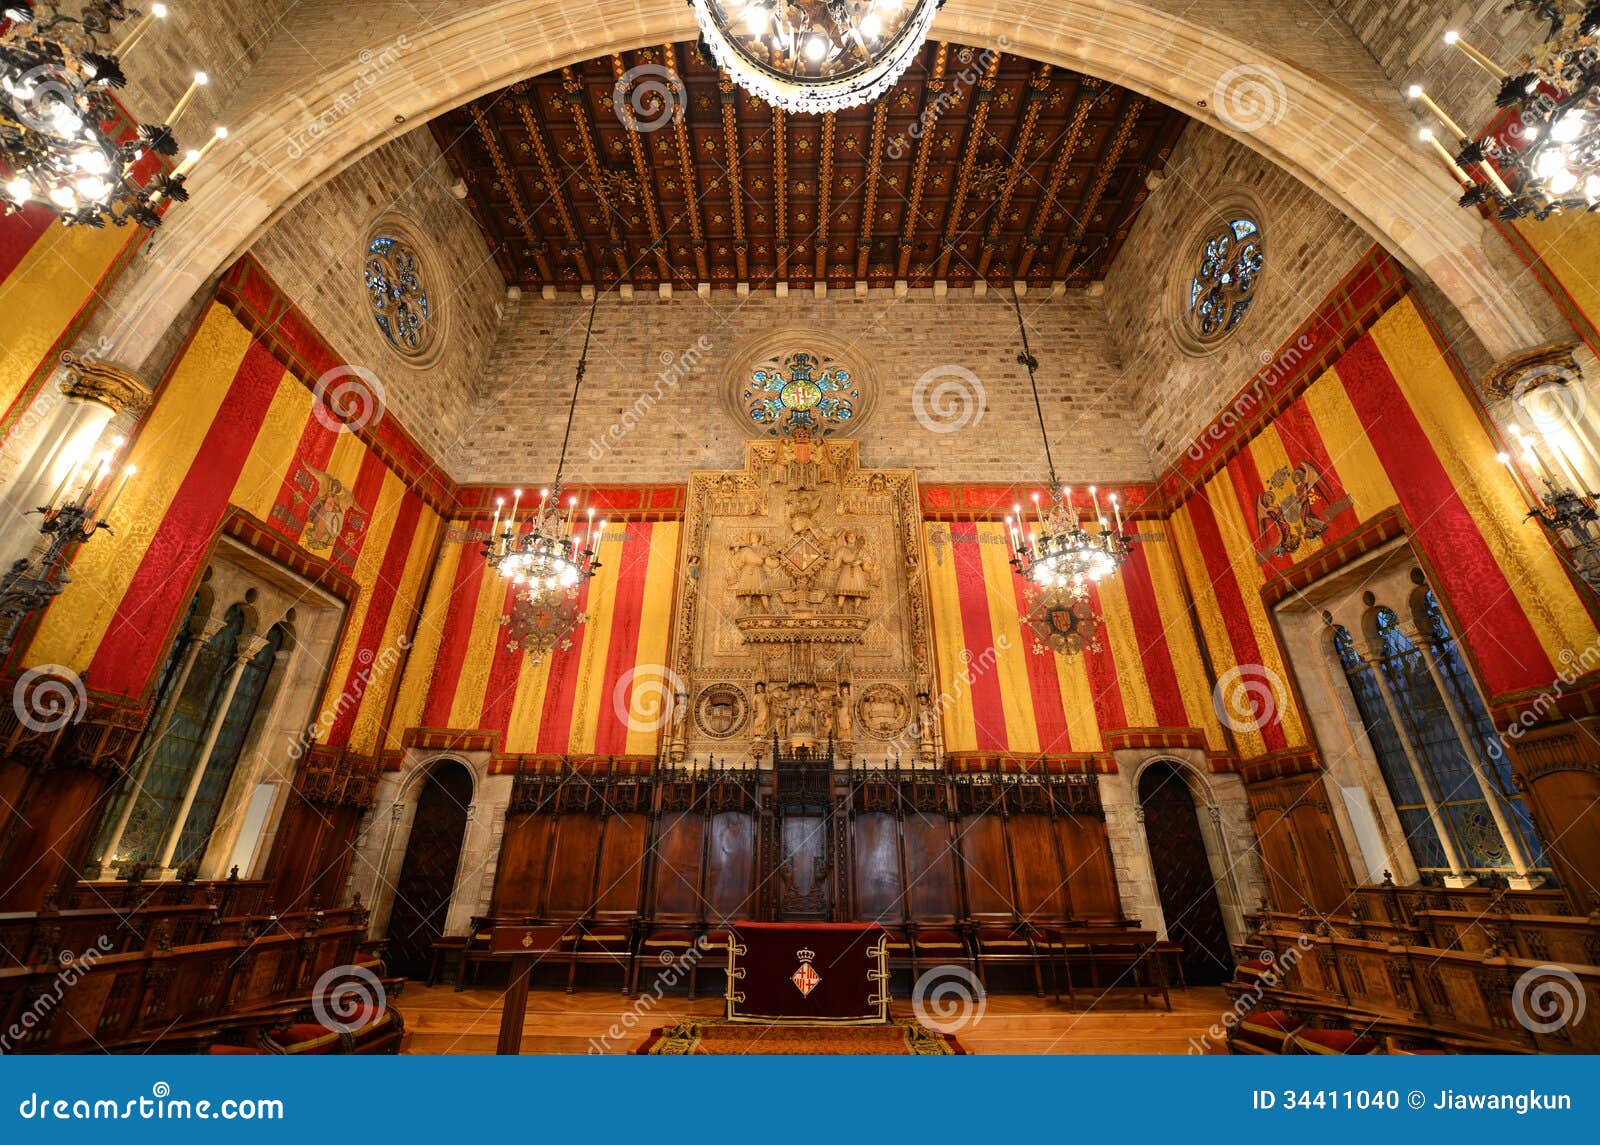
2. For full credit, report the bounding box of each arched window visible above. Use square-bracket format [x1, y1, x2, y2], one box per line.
[1331, 600, 1549, 881]
[1186, 216, 1264, 343]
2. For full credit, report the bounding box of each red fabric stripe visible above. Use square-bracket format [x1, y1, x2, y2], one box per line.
[334, 449, 389, 575]
[1121, 545, 1188, 729]
[950, 522, 1009, 751]
[593, 523, 654, 756]
[1080, 585, 1128, 733]
[477, 573, 523, 738]
[266, 418, 339, 542]
[0, 205, 53, 284]
[88, 342, 284, 696]
[1006, 559, 1071, 752]
[1183, 492, 1289, 753]
[420, 537, 487, 727]
[535, 573, 595, 754]
[1336, 336, 1553, 693]
[1223, 447, 1270, 571]
[325, 492, 424, 745]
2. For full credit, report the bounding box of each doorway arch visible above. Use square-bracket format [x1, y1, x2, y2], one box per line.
[95, 0, 1543, 376]
[382, 759, 474, 977]
[1137, 760, 1234, 986]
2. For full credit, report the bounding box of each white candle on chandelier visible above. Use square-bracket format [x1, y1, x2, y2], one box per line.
[1032, 491, 1044, 530]
[165, 72, 209, 127]
[565, 494, 577, 531]
[174, 126, 227, 178]
[1406, 85, 1468, 143]
[1417, 129, 1474, 187]
[96, 465, 136, 521]
[75, 454, 109, 509]
[491, 495, 504, 541]
[583, 506, 596, 553]
[114, 2, 169, 57]
[1443, 30, 1508, 80]
[1111, 492, 1123, 535]
[1088, 485, 1103, 529]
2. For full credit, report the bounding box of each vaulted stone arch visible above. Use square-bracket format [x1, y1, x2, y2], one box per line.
[96, 0, 1550, 375]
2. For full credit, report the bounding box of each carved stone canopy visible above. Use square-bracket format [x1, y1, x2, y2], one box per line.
[58, 354, 153, 415]
[1483, 341, 1583, 402]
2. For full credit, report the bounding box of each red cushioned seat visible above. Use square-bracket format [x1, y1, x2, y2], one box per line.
[1291, 1028, 1377, 1056]
[268, 1023, 341, 1055]
[208, 1044, 265, 1055]
[1231, 1009, 1302, 1054]
[911, 928, 966, 952]
[578, 930, 632, 952]
[971, 925, 1044, 996]
[1235, 956, 1277, 984]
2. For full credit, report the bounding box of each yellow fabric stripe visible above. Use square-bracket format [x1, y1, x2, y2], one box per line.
[922, 523, 977, 753]
[569, 523, 627, 754]
[315, 468, 405, 744]
[1301, 367, 1398, 519]
[26, 305, 253, 670]
[1167, 504, 1266, 758]
[229, 374, 313, 522]
[1057, 641, 1102, 752]
[1369, 298, 1598, 662]
[1095, 568, 1156, 729]
[1143, 535, 1226, 749]
[503, 624, 555, 754]
[388, 537, 463, 737]
[976, 520, 1038, 752]
[447, 543, 510, 732]
[627, 522, 681, 756]
[0, 223, 130, 416]
[349, 506, 441, 756]
[1515, 213, 1600, 344]
[1204, 469, 1307, 747]
[323, 426, 367, 495]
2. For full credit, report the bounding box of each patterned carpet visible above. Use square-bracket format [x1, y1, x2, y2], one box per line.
[637, 1020, 966, 1055]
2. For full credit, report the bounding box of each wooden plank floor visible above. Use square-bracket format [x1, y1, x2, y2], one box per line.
[398, 980, 1233, 1055]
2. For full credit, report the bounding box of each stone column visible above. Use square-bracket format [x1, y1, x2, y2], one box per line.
[0, 356, 150, 570]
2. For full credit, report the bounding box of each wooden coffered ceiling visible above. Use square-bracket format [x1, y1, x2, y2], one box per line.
[429, 41, 1187, 293]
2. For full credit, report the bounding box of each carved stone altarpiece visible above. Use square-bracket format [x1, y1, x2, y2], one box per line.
[667, 438, 935, 766]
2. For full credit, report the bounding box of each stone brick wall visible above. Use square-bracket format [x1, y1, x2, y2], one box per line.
[245, 131, 506, 460]
[447, 287, 1157, 487]
[1329, 0, 1546, 135]
[1101, 125, 1374, 468]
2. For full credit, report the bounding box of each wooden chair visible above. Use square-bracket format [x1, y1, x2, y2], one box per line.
[631, 925, 700, 995]
[565, 917, 636, 994]
[907, 924, 976, 983]
[969, 921, 1044, 996]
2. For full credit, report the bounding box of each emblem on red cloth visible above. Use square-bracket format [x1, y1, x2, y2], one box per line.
[791, 947, 821, 997]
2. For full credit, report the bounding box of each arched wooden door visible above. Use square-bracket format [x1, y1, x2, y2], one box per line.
[384, 762, 473, 977]
[1139, 763, 1234, 985]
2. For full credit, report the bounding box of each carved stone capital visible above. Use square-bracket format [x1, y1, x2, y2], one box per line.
[58, 354, 153, 415]
[1483, 341, 1582, 402]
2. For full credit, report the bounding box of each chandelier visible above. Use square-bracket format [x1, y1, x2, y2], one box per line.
[486, 289, 606, 663]
[999, 285, 1131, 657]
[1409, 2, 1600, 218]
[690, 0, 942, 114]
[1, 2, 213, 225]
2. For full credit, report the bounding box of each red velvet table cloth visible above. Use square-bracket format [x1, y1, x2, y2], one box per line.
[726, 922, 888, 1025]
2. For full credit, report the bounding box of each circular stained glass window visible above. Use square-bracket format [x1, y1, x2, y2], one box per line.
[365, 233, 434, 358]
[1186, 216, 1264, 343]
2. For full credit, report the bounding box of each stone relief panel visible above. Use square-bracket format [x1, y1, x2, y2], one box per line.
[667, 437, 934, 768]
